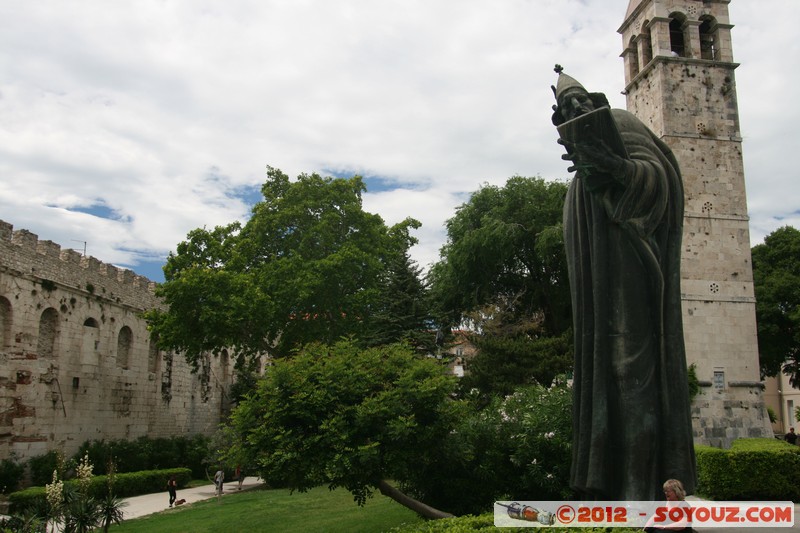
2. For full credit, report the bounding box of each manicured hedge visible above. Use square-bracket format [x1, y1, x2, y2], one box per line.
[392, 513, 638, 532]
[7, 467, 191, 514]
[696, 438, 800, 501]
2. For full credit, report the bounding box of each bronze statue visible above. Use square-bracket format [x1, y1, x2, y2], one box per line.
[552, 65, 696, 501]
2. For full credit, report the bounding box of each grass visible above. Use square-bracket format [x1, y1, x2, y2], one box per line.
[184, 479, 214, 489]
[112, 484, 425, 533]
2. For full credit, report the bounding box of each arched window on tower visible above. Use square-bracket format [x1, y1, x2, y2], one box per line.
[117, 326, 132, 369]
[628, 36, 640, 78]
[38, 308, 60, 358]
[669, 13, 687, 57]
[699, 16, 718, 60]
[641, 20, 653, 66]
[82, 317, 100, 365]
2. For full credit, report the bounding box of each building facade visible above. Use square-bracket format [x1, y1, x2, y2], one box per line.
[618, 0, 772, 447]
[0, 219, 238, 464]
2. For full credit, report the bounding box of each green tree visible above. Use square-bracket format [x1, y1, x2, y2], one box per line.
[752, 226, 800, 384]
[406, 381, 573, 516]
[362, 245, 436, 353]
[461, 327, 572, 401]
[146, 167, 421, 365]
[229, 340, 459, 518]
[429, 176, 572, 395]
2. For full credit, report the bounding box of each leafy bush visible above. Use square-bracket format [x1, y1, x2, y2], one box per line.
[391, 513, 638, 532]
[391, 513, 497, 532]
[230, 340, 459, 509]
[730, 437, 794, 451]
[696, 438, 800, 500]
[407, 381, 573, 516]
[0, 457, 25, 494]
[72, 435, 209, 478]
[28, 451, 60, 487]
[7, 468, 191, 514]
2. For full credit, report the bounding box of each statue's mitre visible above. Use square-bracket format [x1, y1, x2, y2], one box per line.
[552, 64, 586, 101]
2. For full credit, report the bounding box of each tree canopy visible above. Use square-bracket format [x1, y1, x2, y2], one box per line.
[361, 247, 435, 354]
[429, 176, 572, 395]
[430, 176, 570, 335]
[146, 167, 424, 365]
[228, 340, 459, 518]
[752, 226, 800, 384]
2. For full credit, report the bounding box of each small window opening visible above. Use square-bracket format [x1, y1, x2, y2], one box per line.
[713, 370, 725, 389]
[669, 15, 687, 57]
[629, 36, 640, 77]
[699, 17, 717, 60]
[641, 21, 653, 65]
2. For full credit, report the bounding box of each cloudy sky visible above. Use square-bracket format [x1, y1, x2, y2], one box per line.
[1, 1, 797, 283]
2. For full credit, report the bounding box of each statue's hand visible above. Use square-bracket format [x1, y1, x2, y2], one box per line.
[558, 137, 597, 178]
[558, 139, 575, 170]
[571, 137, 625, 176]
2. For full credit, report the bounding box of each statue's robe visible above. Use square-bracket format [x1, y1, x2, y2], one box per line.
[564, 108, 696, 500]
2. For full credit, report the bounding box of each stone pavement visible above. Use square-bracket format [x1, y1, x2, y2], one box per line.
[120, 476, 264, 520]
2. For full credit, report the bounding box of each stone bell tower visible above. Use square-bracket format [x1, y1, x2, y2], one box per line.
[618, 0, 772, 447]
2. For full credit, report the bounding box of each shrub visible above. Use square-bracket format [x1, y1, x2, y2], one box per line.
[729, 437, 794, 451]
[28, 450, 65, 487]
[391, 513, 638, 532]
[71, 435, 210, 478]
[766, 406, 777, 424]
[696, 438, 800, 500]
[391, 513, 497, 532]
[0, 457, 25, 494]
[7, 467, 191, 514]
[406, 381, 573, 516]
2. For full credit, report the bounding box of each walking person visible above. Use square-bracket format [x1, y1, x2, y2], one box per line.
[214, 467, 225, 496]
[235, 464, 245, 490]
[167, 474, 177, 508]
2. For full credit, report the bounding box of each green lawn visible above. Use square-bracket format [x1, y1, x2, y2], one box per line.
[112, 485, 425, 533]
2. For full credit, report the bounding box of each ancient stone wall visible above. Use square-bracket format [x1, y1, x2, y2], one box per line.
[0, 219, 237, 463]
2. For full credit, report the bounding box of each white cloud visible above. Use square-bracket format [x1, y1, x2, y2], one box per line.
[0, 0, 796, 281]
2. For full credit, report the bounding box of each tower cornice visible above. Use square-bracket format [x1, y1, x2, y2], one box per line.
[623, 56, 739, 94]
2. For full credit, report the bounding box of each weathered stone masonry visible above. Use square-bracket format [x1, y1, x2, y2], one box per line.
[0, 219, 236, 463]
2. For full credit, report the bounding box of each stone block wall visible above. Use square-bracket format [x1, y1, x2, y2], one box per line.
[0, 219, 241, 463]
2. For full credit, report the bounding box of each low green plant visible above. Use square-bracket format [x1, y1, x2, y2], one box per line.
[28, 450, 67, 487]
[0, 456, 25, 494]
[696, 438, 800, 500]
[687, 363, 701, 401]
[767, 405, 777, 424]
[407, 380, 573, 516]
[0, 513, 46, 533]
[730, 437, 794, 451]
[72, 434, 209, 478]
[392, 514, 639, 532]
[8, 468, 190, 514]
[9, 455, 129, 533]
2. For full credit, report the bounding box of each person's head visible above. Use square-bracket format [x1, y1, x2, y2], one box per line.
[663, 479, 686, 501]
[791, 428, 795, 433]
[550, 65, 609, 126]
[558, 88, 595, 122]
